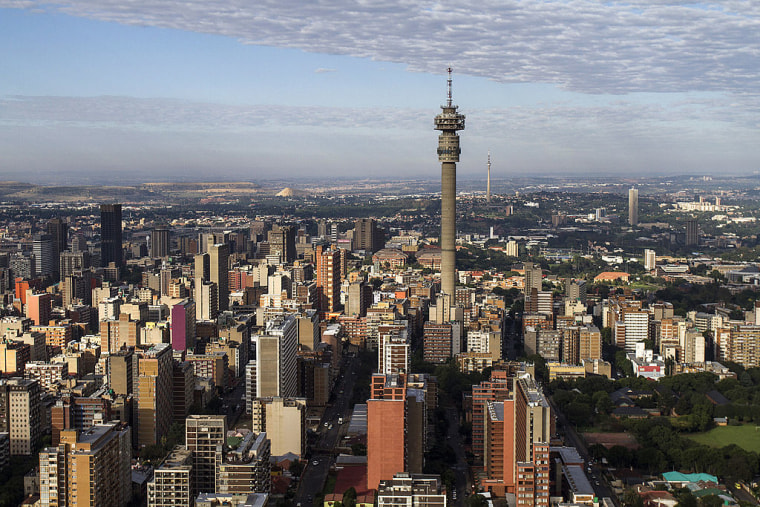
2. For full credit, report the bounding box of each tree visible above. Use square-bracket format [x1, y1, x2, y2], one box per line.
[342, 487, 357, 507]
[466, 495, 490, 507]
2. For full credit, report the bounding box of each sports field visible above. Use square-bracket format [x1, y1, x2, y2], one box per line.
[687, 424, 760, 453]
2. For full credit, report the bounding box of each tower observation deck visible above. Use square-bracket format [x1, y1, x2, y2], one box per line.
[434, 68, 465, 301]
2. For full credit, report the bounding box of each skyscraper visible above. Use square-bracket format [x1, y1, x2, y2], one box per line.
[32, 233, 55, 280]
[185, 414, 227, 495]
[151, 225, 170, 258]
[434, 68, 465, 301]
[354, 218, 384, 253]
[46, 218, 67, 280]
[316, 245, 341, 313]
[628, 187, 639, 226]
[686, 218, 699, 246]
[135, 343, 173, 446]
[39, 422, 132, 506]
[207, 238, 229, 311]
[100, 204, 123, 267]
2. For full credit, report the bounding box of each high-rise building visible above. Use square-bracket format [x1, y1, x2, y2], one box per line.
[25, 292, 52, 326]
[628, 187, 639, 226]
[267, 224, 296, 264]
[686, 218, 699, 246]
[316, 246, 341, 312]
[108, 349, 135, 396]
[644, 249, 656, 271]
[208, 239, 229, 312]
[422, 321, 452, 364]
[622, 309, 650, 352]
[46, 218, 68, 259]
[39, 422, 132, 507]
[506, 240, 519, 257]
[346, 280, 372, 318]
[524, 263, 543, 295]
[252, 316, 298, 399]
[434, 68, 465, 301]
[482, 374, 552, 500]
[195, 281, 218, 322]
[367, 374, 407, 490]
[565, 279, 587, 306]
[33, 233, 56, 280]
[135, 343, 173, 447]
[100, 204, 123, 267]
[354, 219, 384, 253]
[218, 431, 271, 495]
[186, 415, 227, 495]
[250, 397, 306, 457]
[147, 446, 194, 507]
[0, 378, 41, 455]
[151, 225, 171, 258]
[171, 299, 196, 352]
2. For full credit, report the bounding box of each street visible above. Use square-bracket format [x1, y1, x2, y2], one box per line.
[294, 354, 361, 506]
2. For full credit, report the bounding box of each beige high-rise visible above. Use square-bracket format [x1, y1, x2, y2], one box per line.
[0, 378, 41, 455]
[186, 415, 227, 495]
[135, 343, 173, 447]
[39, 422, 132, 507]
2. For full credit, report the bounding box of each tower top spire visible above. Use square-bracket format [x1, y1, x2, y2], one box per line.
[447, 67, 453, 107]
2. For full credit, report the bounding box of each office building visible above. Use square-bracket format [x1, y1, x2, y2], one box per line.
[252, 315, 298, 399]
[196, 281, 219, 322]
[151, 225, 171, 258]
[136, 343, 173, 447]
[524, 263, 543, 294]
[0, 378, 42, 455]
[686, 218, 699, 246]
[565, 279, 587, 306]
[186, 415, 227, 495]
[354, 218, 384, 253]
[628, 187, 639, 226]
[33, 233, 56, 280]
[267, 224, 296, 264]
[100, 204, 123, 267]
[434, 68, 465, 301]
[147, 446, 194, 507]
[250, 397, 306, 457]
[26, 292, 52, 326]
[171, 299, 196, 352]
[39, 422, 132, 507]
[46, 218, 68, 269]
[208, 240, 229, 312]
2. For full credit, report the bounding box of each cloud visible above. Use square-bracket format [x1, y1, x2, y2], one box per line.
[314, 67, 337, 74]
[1, 94, 757, 182]
[2, 0, 759, 96]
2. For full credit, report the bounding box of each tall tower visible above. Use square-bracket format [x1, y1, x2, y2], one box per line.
[486, 151, 492, 203]
[100, 203, 123, 267]
[434, 68, 465, 300]
[628, 187, 639, 226]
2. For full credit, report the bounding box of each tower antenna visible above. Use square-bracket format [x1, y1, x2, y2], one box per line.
[447, 67, 453, 107]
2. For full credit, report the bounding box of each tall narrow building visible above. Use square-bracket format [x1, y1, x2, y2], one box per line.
[628, 187, 639, 226]
[434, 68, 465, 301]
[100, 204, 123, 267]
[207, 238, 229, 311]
[486, 151, 492, 203]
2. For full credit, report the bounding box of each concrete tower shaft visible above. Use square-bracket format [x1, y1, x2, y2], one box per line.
[434, 69, 465, 300]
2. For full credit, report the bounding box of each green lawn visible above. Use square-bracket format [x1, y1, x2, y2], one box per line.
[687, 424, 760, 453]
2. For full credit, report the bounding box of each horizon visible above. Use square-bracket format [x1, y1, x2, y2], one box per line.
[1, 1, 759, 182]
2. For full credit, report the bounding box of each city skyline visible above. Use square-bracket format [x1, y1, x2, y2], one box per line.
[1, 1, 759, 183]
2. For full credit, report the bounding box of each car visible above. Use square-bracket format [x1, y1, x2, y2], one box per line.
[312, 460, 319, 466]
[324, 422, 329, 427]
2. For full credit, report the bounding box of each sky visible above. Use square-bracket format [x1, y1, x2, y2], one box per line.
[0, 1, 759, 184]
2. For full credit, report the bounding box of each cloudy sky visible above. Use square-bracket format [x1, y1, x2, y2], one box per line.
[0, 1, 758, 184]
